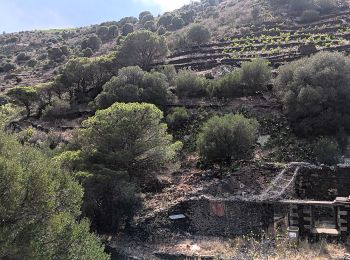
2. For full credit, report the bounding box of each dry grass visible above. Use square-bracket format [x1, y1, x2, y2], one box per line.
[156, 235, 349, 259]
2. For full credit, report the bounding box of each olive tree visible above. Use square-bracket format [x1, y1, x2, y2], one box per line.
[116, 30, 168, 70]
[275, 52, 350, 136]
[94, 66, 170, 109]
[187, 24, 211, 45]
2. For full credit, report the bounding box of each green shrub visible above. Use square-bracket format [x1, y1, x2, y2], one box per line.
[157, 25, 166, 35]
[197, 114, 259, 163]
[48, 47, 65, 62]
[171, 16, 185, 30]
[42, 98, 71, 120]
[95, 66, 169, 108]
[81, 35, 102, 51]
[166, 107, 190, 130]
[82, 47, 94, 57]
[15, 52, 30, 63]
[176, 70, 208, 98]
[275, 52, 350, 136]
[26, 59, 37, 68]
[300, 9, 320, 23]
[240, 59, 271, 93]
[315, 0, 337, 14]
[116, 30, 168, 70]
[122, 23, 134, 36]
[187, 24, 211, 45]
[0, 62, 16, 73]
[211, 70, 242, 98]
[313, 137, 340, 165]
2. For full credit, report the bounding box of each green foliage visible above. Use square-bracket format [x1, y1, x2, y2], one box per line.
[7, 86, 38, 118]
[95, 66, 170, 109]
[54, 55, 115, 101]
[171, 16, 185, 30]
[275, 52, 350, 136]
[157, 25, 166, 35]
[315, 0, 337, 13]
[141, 14, 154, 25]
[116, 30, 168, 70]
[187, 24, 211, 45]
[0, 131, 108, 259]
[42, 97, 71, 120]
[15, 52, 30, 63]
[58, 103, 181, 232]
[48, 47, 65, 62]
[78, 103, 181, 174]
[158, 13, 174, 29]
[139, 11, 152, 22]
[82, 47, 94, 57]
[166, 107, 190, 130]
[81, 35, 102, 51]
[97, 25, 119, 41]
[313, 137, 340, 165]
[211, 70, 242, 98]
[300, 9, 320, 23]
[240, 59, 271, 93]
[121, 23, 134, 36]
[0, 62, 16, 72]
[176, 69, 209, 98]
[197, 114, 259, 163]
[144, 20, 156, 31]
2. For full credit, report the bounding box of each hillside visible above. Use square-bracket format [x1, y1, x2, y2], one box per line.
[2, 0, 350, 259]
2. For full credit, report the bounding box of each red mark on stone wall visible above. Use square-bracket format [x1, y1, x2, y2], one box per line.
[210, 201, 225, 217]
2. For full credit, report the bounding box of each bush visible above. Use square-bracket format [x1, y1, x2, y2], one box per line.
[158, 13, 173, 29]
[48, 47, 65, 62]
[187, 24, 211, 45]
[176, 70, 208, 98]
[157, 25, 166, 35]
[0, 62, 16, 73]
[315, 0, 337, 14]
[300, 9, 320, 23]
[141, 14, 154, 25]
[166, 107, 190, 130]
[144, 20, 156, 31]
[122, 23, 134, 36]
[116, 30, 168, 70]
[289, 0, 313, 14]
[171, 16, 185, 30]
[26, 59, 37, 68]
[211, 70, 242, 98]
[42, 98, 71, 120]
[240, 59, 271, 93]
[82, 47, 94, 57]
[15, 52, 31, 63]
[81, 35, 102, 51]
[313, 137, 340, 165]
[197, 114, 259, 163]
[95, 66, 169, 108]
[275, 52, 350, 136]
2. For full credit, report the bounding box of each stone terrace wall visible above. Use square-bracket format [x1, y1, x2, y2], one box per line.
[295, 166, 350, 200]
[182, 198, 274, 236]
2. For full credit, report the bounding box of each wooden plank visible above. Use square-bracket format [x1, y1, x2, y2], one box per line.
[311, 228, 340, 235]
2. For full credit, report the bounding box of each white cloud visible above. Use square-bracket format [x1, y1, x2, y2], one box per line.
[136, 0, 197, 12]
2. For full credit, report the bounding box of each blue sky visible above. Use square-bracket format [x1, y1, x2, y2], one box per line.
[0, 0, 193, 33]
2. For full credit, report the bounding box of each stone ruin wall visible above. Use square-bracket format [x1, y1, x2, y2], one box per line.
[295, 166, 350, 200]
[180, 199, 274, 236]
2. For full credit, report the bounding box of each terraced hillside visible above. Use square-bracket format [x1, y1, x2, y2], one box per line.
[166, 9, 350, 71]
